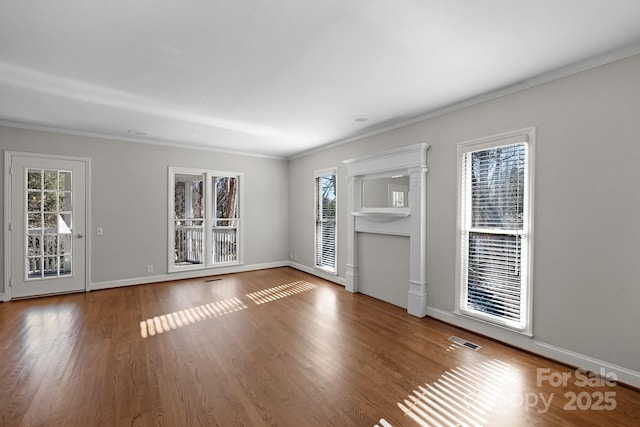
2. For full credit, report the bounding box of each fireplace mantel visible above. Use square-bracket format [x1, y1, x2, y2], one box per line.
[351, 211, 410, 222]
[343, 143, 429, 317]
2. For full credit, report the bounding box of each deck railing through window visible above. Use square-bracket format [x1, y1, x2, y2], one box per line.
[175, 224, 237, 265]
[212, 226, 237, 263]
[175, 225, 204, 264]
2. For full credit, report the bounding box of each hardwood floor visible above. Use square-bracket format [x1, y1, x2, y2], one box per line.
[1, 267, 638, 426]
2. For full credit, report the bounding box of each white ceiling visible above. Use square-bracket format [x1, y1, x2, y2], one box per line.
[2, 1, 640, 158]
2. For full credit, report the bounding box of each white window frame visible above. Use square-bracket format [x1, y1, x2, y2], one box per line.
[168, 167, 243, 273]
[455, 127, 535, 335]
[314, 168, 337, 274]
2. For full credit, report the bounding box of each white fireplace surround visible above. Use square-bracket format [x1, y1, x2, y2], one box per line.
[343, 143, 429, 317]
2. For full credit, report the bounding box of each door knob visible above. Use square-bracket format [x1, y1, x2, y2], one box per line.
[76, 233, 84, 239]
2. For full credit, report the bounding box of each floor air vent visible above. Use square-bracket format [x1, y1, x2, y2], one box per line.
[449, 336, 481, 351]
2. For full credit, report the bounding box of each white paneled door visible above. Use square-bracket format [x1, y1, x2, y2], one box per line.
[7, 153, 88, 299]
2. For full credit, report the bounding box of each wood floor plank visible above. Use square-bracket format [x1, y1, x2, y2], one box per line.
[0, 267, 639, 426]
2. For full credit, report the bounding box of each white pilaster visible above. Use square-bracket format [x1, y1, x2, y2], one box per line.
[345, 175, 358, 292]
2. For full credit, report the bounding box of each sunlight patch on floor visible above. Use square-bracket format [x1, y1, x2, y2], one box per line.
[245, 280, 317, 305]
[397, 359, 512, 427]
[140, 281, 317, 337]
[445, 343, 462, 353]
[140, 297, 247, 337]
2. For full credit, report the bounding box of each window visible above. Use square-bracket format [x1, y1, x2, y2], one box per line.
[456, 128, 534, 333]
[315, 169, 337, 273]
[169, 168, 242, 272]
[211, 176, 239, 264]
[388, 184, 407, 208]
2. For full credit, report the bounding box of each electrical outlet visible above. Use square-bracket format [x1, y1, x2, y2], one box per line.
[146, 265, 153, 274]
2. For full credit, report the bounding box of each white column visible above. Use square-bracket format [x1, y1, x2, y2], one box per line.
[407, 165, 428, 317]
[345, 175, 358, 293]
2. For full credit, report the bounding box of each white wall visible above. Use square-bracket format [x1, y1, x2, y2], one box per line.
[288, 54, 640, 386]
[0, 128, 290, 289]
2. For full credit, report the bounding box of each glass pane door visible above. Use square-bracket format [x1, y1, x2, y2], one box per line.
[9, 154, 87, 299]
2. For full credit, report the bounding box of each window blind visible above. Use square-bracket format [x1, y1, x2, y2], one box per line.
[315, 173, 336, 271]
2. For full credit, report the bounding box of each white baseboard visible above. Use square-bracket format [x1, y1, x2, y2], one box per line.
[426, 306, 640, 389]
[90, 261, 289, 291]
[288, 261, 347, 287]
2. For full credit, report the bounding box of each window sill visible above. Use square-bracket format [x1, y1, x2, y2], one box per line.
[454, 309, 533, 337]
[315, 266, 337, 275]
[169, 261, 241, 273]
